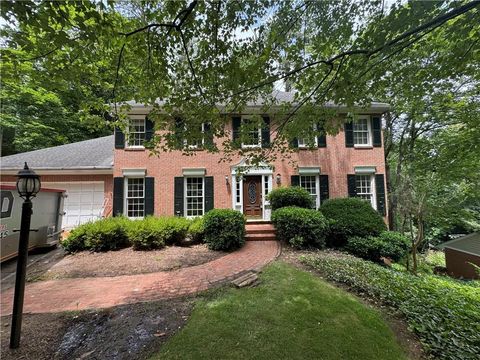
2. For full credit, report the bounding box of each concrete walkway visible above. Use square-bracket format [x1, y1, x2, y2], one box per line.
[0, 241, 280, 315]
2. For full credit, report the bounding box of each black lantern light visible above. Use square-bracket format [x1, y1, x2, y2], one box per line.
[16, 162, 41, 200]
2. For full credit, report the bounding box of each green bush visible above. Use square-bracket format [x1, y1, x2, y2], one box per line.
[346, 231, 410, 263]
[267, 186, 314, 210]
[271, 206, 328, 248]
[129, 216, 190, 250]
[301, 252, 480, 360]
[203, 209, 246, 251]
[188, 217, 205, 243]
[320, 198, 387, 247]
[62, 217, 129, 253]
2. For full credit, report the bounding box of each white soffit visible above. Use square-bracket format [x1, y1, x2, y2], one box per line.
[182, 168, 206, 176]
[122, 168, 147, 177]
[354, 166, 377, 174]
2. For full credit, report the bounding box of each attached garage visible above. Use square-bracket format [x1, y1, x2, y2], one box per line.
[0, 136, 114, 230]
[437, 232, 480, 280]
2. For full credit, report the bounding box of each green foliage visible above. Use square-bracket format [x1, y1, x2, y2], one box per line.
[62, 217, 129, 253]
[271, 206, 328, 248]
[188, 217, 205, 243]
[301, 253, 480, 360]
[128, 216, 190, 250]
[203, 209, 246, 251]
[346, 232, 410, 263]
[320, 198, 387, 247]
[267, 186, 314, 210]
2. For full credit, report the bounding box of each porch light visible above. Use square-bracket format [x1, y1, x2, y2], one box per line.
[225, 175, 229, 185]
[16, 163, 41, 200]
[276, 173, 281, 185]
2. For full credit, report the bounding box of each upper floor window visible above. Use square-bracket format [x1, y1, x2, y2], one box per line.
[127, 119, 146, 148]
[125, 177, 145, 218]
[298, 124, 318, 148]
[353, 117, 371, 146]
[300, 175, 320, 209]
[356, 174, 375, 208]
[241, 118, 262, 148]
[184, 123, 205, 149]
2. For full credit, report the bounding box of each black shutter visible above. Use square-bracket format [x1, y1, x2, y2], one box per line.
[319, 175, 329, 203]
[113, 177, 124, 216]
[375, 174, 386, 216]
[174, 117, 184, 149]
[204, 123, 214, 149]
[262, 116, 271, 148]
[204, 176, 214, 212]
[232, 116, 241, 148]
[290, 138, 299, 148]
[317, 122, 326, 148]
[145, 117, 154, 147]
[115, 127, 125, 149]
[145, 177, 155, 216]
[291, 175, 300, 186]
[347, 175, 357, 197]
[345, 122, 354, 147]
[174, 177, 184, 216]
[372, 116, 382, 147]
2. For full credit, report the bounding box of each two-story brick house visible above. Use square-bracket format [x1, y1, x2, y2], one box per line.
[113, 91, 389, 222]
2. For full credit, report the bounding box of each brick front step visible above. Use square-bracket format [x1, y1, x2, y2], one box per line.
[245, 233, 277, 241]
[245, 222, 276, 241]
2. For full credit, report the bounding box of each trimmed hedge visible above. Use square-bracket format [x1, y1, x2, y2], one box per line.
[188, 217, 205, 243]
[203, 209, 246, 251]
[301, 253, 480, 360]
[62, 217, 130, 253]
[129, 216, 190, 250]
[267, 186, 314, 210]
[271, 206, 328, 248]
[346, 231, 410, 263]
[320, 198, 387, 247]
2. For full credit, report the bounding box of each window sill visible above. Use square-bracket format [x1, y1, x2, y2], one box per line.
[125, 146, 146, 151]
[353, 145, 373, 149]
[241, 145, 262, 150]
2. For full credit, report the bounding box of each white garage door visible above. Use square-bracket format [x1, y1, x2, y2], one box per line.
[47, 182, 105, 230]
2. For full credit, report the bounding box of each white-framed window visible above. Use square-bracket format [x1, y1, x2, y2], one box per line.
[241, 118, 262, 148]
[356, 174, 375, 208]
[125, 178, 145, 218]
[300, 175, 320, 209]
[185, 177, 204, 217]
[127, 119, 146, 148]
[235, 176, 242, 204]
[353, 116, 371, 146]
[184, 123, 205, 149]
[298, 124, 318, 148]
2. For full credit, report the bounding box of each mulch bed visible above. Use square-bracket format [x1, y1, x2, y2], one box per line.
[29, 244, 224, 281]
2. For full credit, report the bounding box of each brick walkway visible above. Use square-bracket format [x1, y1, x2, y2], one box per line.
[0, 241, 280, 316]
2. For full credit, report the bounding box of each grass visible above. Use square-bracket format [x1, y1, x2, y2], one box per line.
[152, 262, 407, 360]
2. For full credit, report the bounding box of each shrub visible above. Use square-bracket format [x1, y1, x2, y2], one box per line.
[271, 206, 328, 248]
[320, 198, 387, 247]
[301, 252, 480, 360]
[188, 217, 205, 243]
[267, 186, 314, 210]
[203, 209, 246, 251]
[129, 216, 190, 250]
[62, 217, 129, 253]
[346, 231, 409, 263]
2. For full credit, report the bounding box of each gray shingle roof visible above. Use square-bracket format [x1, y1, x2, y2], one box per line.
[437, 232, 480, 256]
[0, 135, 114, 171]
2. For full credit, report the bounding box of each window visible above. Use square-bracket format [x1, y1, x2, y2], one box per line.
[127, 119, 146, 147]
[185, 177, 204, 217]
[353, 117, 371, 146]
[264, 175, 269, 197]
[356, 175, 375, 208]
[126, 178, 145, 218]
[241, 118, 261, 148]
[300, 175, 320, 208]
[236, 177, 242, 204]
[184, 123, 205, 149]
[298, 124, 318, 148]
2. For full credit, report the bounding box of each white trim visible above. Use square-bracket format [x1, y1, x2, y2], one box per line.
[240, 116, 262, 149]
[184, 123, 206, 149]
[0, 169, 113, 175]
[124, 177, 145, 219]
[299, 174, 321, 209]
[125, 118, 146, 149]
[122, 168, 147, 177]
[184, 176, 205, 218]
[182, 168, 206, 176]
[298, 167, 321, 175]
[353, 115, 372, 147]
[355, 174, 376, 210]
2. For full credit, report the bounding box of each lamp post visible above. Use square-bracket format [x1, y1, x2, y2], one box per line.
[10, 162, 41, 349]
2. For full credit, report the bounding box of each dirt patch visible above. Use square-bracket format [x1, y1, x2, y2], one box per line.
[0, 297, 194, 360]
[29, 245, 224, 281]
[279, 246, 426, 360]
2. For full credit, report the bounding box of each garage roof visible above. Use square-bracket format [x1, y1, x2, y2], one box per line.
[437, 232, 480, 257]
[0, 135, 114, 173]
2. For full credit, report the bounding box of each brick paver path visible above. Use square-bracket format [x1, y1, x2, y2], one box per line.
[0, 241, 280, 315]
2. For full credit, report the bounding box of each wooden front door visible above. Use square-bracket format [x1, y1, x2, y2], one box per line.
[243, 176, 262, 218]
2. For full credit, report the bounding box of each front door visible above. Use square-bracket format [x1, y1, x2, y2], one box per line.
[243, 176, 262, 218]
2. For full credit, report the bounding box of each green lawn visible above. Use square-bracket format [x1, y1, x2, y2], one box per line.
[152, 262, 407, 360]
